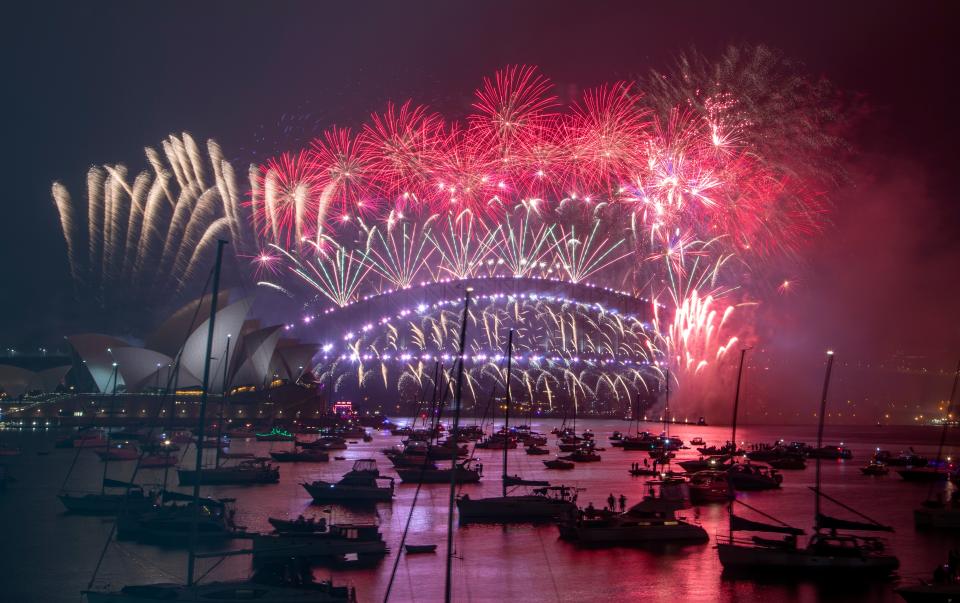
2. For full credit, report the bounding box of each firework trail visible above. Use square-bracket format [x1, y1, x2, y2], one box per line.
[53, 134, 252, 313]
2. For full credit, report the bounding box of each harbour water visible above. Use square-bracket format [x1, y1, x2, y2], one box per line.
[1, 420, 958, 602]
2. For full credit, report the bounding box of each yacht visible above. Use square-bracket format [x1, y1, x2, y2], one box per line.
[252, 523, 388, 563]
[688, 470, 733, 504]
[302, 459, 394, 502]
[726, 463, 782, 491]
[558, 491, 707, 545]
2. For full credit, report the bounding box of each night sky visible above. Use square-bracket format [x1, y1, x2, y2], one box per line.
[4, 2, 958, 412]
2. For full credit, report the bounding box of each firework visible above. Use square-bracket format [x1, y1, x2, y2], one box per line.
[52, 134, 252, 326]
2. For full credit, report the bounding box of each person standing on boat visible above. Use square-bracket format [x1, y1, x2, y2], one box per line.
[607, 493, 615, 511]
[618, 494, 627, 512]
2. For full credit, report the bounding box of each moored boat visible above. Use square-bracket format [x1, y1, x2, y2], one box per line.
[395, 460, 482, 483]
[251, 523, 388, 563]
[543, 459, 575, 470]
[558, 491, 707, 546]
[688, 470, 733, 504]
[302, 459, 394, 502]
[268, 515, 328, 533]
[177, 458, 279, 485]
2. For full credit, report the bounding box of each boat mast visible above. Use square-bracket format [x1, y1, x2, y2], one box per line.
[664, 367, 670, 437]
[928, 359, 960, 501]
[445, 287, 471, 603]
[814, 350, 835, 526]
[502, 329, 513, 498]
[214, 334, 231, 470]
[187, 239, 227, 587]
[731, 348, 748, 451]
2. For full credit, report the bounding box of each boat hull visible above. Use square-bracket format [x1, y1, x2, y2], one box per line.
[302, 482, 393, 502]
[717, 542, 899, 575]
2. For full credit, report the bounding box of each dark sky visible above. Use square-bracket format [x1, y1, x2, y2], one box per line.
[4, 1, 958, 400]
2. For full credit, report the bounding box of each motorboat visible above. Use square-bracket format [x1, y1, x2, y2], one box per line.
[689, 437, 705, 446]
[688, 470, 733, 504]
[525, 445, 550, 455]
[697, 442, 743, 456]
[543, 459, 575, 470]
[252, 523, 388, 563]
[302, 459, 394, 502]
[860, 461, 889, 476]
[558, 491, 707, 546]
[559, 450, 601, 463]
[727, 463, 782, 491]
[677, 455, 733, 473]
[268, 516, 328, 533]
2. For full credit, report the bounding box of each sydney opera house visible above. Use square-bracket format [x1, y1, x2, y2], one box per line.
[0, 292, 327, 426]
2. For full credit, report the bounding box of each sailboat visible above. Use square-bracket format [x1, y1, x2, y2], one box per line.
[913, 360, 960, 529]
[177, 335, 281, 486]
[717, 351, 899, 576]
[59, 478, 156, 515]
[84, 240, 357, 603]
[457, 330, 578, 522]
[722, 349, 782, 491]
